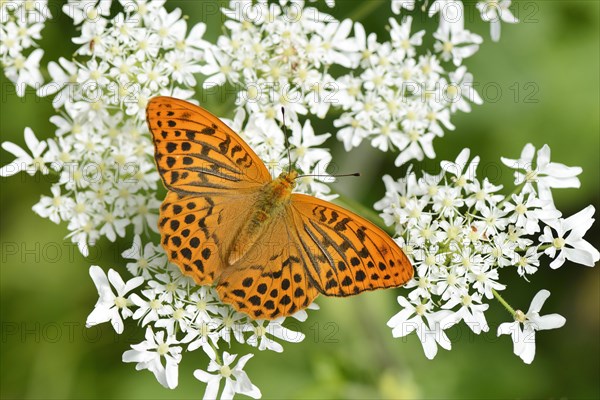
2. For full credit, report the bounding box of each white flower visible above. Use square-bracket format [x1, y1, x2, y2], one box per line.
[440, 148, 479, 186]
[98, 208, 129, 242]
[182, 320, 221, 353]
[244, 319, 305, 353]
[0, 127, 51, 176]
[432, 186, 464, 218]
[441, 292, 489, 334]
[497, 290, 566, 364]
[428, 0, 466, 32]
[86, 266, 144, 334]
[477, 0, 518, 42]
[3, 48, 45, 96]
[194, 350, 261, 400]
[199, 47, 235, 88]
[122, 235, 167, 279]
[465, 178, 504, 211]
[468, 264, 506, 299]
[186, 287, 223, 324]
[501, 143, 582, 202]
[504, 193, 561, 235]
[217, 309, 247, 345]
[32, 184, 74, 224]
[289, 119, 331, 173]
[515, 247, 540, 277]
[62, 0, 112, 26]
[36, 57, 80, 108]
[131, 289, 174, 327]
[433, 25, 482, 66]
[388, 16, 425, 59]
[444, 66, 483, 113]
[388, 296, 452, 359]
[394, 129, 436, 166]
[539, 206, 599, 269]
[122, 327, 182, 389]
[334, 113, 372, 151]
[478, 205, 509, 235]
[155, 300, 194, 334]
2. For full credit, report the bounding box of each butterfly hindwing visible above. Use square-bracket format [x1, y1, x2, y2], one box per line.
[216, 212, 319, 319]
[147, 96, 271, 195]
[289, 194, 414, 296]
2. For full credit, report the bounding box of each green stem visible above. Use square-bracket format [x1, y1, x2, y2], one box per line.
[209, 339, 222, 365]
[492, 289, 516, 317]
[46, 168, 60, 178]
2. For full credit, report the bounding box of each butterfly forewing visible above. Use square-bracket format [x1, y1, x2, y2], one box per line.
[289, 194, 414, 296]
[147, 96, 271, 195]
[147, 97, 271, 285]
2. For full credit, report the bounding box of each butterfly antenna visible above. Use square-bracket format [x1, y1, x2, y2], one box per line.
[297, 172, 361, 178]
[281, 107, 292, 174]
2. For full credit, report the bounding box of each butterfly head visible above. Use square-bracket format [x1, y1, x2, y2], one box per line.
[278, 170, 298, 189]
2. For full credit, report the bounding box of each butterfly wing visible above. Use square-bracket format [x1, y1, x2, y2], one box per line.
[147, 97, 271, 284]
[216, 209, 320, 319]
[146, 96, 271, 195]
[158, 190, 261, 284]
[289, 194, 413, 296]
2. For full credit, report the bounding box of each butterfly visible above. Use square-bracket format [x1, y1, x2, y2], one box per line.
[146, 97, 413, 320]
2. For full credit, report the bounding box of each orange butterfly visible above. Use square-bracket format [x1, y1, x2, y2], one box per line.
[146, 97, 413, 319]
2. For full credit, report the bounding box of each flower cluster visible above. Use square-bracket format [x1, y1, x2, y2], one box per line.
[87, 253, 309, 394]
[379, 145, 598, 362]
[332, 15, 483, 165]
[0, 0, 595, 399]
[1, 0, 51, 96]
[202, 0, 515, 168]
[335, 0, 518, 164]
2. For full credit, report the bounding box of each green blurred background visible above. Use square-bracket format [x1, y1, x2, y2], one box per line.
[1, 1, 598, 399]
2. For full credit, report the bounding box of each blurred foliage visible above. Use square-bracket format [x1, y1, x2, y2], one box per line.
[1, 1, 598, 399]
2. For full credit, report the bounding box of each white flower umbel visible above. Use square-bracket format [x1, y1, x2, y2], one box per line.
[378, 145, 598, 363]
[332, 15, 485, 166]
[497, 290, 566, 364]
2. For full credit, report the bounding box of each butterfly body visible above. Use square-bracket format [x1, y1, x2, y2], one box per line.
[228, 171, 297, 265]
[147, 97, 413, 319]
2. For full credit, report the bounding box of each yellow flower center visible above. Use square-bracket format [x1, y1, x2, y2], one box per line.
[443, 41, 454, 53]
[553, 237, 565, 249]
[220, 365, 232, 378]
[157, 343, 169, 356]
[114, 296, 127, 308]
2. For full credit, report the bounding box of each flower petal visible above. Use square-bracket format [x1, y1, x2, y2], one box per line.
[527, 290, 550, 314]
